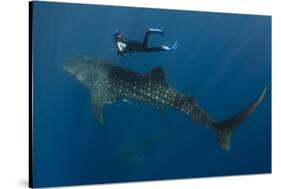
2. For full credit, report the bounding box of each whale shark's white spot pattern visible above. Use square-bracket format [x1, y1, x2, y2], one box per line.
[63, 57, 215, 128]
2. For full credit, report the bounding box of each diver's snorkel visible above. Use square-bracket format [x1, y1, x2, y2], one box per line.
[114, 30, 122, 42]
[114, 30, 128, 54]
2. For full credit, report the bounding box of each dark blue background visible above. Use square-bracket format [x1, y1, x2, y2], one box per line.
[32, 1, 271, 187]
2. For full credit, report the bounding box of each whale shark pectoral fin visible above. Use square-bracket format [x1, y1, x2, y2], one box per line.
[156, 106, 167, 115]
[187, 96, 196, 103]
[91, 94, 105, 125]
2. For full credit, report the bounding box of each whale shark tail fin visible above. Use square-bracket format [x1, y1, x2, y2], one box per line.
[213, 86, 268, 151]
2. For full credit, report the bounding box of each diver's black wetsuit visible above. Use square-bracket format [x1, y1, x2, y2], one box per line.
[114, 28, 178, 56]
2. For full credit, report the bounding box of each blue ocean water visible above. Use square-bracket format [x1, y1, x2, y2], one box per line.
[32, 1, 271, 188]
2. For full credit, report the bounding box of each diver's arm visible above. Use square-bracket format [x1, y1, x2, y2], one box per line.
[117, 50, 126, 57]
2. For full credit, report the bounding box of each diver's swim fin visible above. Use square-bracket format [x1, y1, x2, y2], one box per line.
[161, 41, 179, 51]
[147, 28, 164, 35]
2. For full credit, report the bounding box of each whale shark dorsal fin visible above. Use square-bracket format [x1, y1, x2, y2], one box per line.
[145, 67, 167, 86]
[91, 94, 105, 125]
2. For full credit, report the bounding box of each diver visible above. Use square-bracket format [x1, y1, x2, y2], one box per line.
[113, 28, 179, 56]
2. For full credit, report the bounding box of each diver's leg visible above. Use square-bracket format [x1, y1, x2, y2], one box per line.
[145, 47, 166, 52]
[142, 28, 165, 48]
[142, 30, 150, 48]
[145, 41, 179, 52]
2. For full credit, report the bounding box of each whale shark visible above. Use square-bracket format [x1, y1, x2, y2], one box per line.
[63, 56, 267, 151]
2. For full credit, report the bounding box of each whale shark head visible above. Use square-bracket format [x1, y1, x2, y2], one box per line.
[63, 56, 96, 76]
[63, 56, 106, 87]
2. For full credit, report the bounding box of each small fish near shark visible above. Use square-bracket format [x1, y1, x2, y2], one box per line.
[63, 56, 267, 151]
